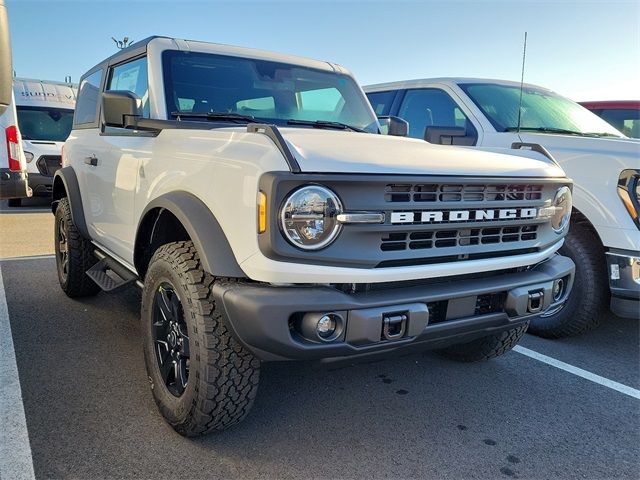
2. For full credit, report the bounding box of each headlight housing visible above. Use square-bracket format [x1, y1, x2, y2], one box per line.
[280, 185, 343, 250]
[617, 169, 640, 229]
[550, 186, 572, 233]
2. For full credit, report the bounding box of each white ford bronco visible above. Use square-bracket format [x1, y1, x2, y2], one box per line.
[365, 79, 640, 336]
[53, 37, 575, 435]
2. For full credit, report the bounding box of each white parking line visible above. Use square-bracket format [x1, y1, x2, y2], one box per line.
[0, 265, 36, 480]
[513, 345, 640, 400]
[0, 254, 55, 262]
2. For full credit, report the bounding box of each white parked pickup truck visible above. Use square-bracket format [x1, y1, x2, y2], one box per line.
[365, 79, 640, 336]
[53, 38, 574, 435]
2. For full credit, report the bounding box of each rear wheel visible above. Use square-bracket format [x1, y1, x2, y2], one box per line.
[528, 222, 607, 338]
[8, 198, 21, 207]
[141, 241, 260, 436]
[54, 197, 101, 297]
[438, 322, 528, 362]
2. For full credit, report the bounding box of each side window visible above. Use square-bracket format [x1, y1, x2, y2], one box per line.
[398, 88, 472, 140]
[366, 90, 395, 116]
[108, 57, 149, 118]
[74, 69, 103, 126]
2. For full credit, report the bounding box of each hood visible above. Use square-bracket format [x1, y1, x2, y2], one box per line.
[280, 128, 566, 177]
[518, 133, 640, 170]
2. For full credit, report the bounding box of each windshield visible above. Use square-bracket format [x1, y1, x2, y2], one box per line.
[459, 83, 623, 137]
[162, 50, 378, 133]
[16, 106, 74, 141]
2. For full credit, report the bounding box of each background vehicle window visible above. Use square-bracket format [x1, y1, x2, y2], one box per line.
[16, 106, 74, 141]
[366, 90, 395, 116]
[74, 69, 102, 125]
[598, 109, 640, 138]
[398, 88, 471, 139]
[108, 57, 149, 117]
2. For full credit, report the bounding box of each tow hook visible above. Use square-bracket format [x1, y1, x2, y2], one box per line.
[382, 313, 408, 341]
[527, 290, 544, 313]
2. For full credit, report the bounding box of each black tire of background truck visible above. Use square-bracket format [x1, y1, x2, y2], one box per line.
[54, 197, 101, 297]
[437, 322, 529, 362]
[7, 198, 21, 207]
[528, 221, 608, 338]
[141, 241, 260, 436]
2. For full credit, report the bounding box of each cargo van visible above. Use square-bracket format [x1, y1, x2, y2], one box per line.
[0, 88, 29, 204]
[10, 78, 77, 206]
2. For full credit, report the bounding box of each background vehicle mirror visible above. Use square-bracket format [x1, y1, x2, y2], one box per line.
[102, 90, 143, 128]
[424, 126, 467, 145]
[0, 0, 12, 117]
[378, 116, 409, 136]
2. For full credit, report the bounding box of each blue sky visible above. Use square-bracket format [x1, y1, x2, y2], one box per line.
[6, 0, 640, 101]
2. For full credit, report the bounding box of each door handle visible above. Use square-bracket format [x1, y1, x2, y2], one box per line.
[84, 155, 98, 166]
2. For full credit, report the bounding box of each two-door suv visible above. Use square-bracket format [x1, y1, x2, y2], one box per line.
[53, 37, 575, 435]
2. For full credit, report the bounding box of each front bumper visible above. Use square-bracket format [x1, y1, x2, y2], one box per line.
[214, 254, 575, 361]
[606, 249, 640, 318]
[0, 168, 30, 199]
[27, 173, 53, 197]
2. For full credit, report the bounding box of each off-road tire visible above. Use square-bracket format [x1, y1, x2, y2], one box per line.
[438, 322, 529, 362]
[54, 197, 101, 297]
[528, 221, 607, 338]
[141, 241, 260, 436]
[8, 198, 21, 207]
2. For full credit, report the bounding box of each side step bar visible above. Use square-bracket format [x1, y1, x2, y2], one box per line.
[86, 251, 138, 292]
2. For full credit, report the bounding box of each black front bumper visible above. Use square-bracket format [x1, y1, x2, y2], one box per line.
[0, 168, 29, 199]
[213, 254, 575, 361]
[606, 249, 640, 319]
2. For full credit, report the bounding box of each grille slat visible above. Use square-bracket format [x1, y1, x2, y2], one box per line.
[385, 183, 543, 203]
[381, 225, 540, 251]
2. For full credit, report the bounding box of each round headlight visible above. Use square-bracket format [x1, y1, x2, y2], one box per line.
[551, 186, 572, 233]
[280, 185, 343, 250]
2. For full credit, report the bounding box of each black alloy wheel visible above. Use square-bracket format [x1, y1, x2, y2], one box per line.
[56, 216, 69, 283]
[152, 283, 190, 397]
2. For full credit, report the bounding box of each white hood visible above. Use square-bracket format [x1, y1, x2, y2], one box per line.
[279, 128, 566, 177]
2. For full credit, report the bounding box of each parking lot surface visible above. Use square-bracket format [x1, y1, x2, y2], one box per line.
[1, 206, 639, 479]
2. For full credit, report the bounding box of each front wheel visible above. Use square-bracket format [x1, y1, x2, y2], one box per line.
[141, 241, 260, 436]
[528, 222, 607, 338]
[437, 322, 529, 362]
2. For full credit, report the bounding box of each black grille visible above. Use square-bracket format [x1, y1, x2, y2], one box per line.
[385, 183, 543, 203]
[475, 293, 507, 315]
[381, 225, 539, 251]
[36, 155, 62, 176]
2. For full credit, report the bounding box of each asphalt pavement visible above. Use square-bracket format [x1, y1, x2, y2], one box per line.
[0, 204, 639, 479]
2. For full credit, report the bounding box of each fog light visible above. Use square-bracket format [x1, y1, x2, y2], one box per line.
[552, 278, 565, 302]
[317, 314, 337, 338]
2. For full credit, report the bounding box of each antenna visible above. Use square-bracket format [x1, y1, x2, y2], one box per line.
[516, 31, 528, 138]
[111, 36, 133, 50]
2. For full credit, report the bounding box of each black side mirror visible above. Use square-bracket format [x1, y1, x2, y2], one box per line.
[424, 126, 467, 145]
[378, 116, 409, 137]
[102, 90, 142, 128]
[0, 0, 12, 117]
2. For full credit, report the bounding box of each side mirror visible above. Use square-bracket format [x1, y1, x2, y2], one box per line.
[0, 0, 12, 117]
[424, 126, 466, 145]
[101, 90, 142, 128]
[378, 116, 408, 137]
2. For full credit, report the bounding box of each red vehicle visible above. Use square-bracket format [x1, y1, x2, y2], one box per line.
[579, 100, 640, 138]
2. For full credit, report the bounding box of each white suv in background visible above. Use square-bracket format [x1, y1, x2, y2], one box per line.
[365, 78, 640, 335]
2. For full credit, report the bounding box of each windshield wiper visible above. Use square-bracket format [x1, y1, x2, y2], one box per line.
[286, 119, 365, 132]
[504, 126, 583, 136]
[170, 111, 256, 123]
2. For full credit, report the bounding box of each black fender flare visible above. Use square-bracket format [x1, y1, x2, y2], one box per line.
[52, 167, 90, 238]
[137, 191, 246, 278]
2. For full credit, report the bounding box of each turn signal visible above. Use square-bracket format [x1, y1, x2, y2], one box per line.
[258, 191, 267, 233]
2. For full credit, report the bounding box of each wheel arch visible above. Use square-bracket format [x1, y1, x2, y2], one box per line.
[134, 191, 246, 280]
[51, 167, 90, 238]
[569, 207, 604, 249]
